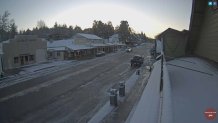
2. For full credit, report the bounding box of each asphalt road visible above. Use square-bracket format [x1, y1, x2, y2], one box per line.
[0, 43, 152, 123]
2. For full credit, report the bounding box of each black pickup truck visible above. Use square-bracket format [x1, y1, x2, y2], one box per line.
[130, 55, 144, 67]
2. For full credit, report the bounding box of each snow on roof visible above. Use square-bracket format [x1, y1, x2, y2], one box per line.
[47, 47, 66, 51]
[67, 44, 94, 50]
[47, 39, 94, 51]
[116, 43, 125, 46]
[77, 33, 102, 40]
[1, 40, 10, 44]
[167, 57, 218, 123]
[105, 43, 116, 46]
[47, 39, 73, 48]
[91, 43, 108, 47]
[109, 34, 118, 38]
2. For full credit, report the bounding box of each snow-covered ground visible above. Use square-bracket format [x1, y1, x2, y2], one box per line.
[88, 68, 141, 123]
[128, 60, 161, 123]
[19, 60, 74, 74]
[0, 60, 81, 89]
[0, 51, 125, 89]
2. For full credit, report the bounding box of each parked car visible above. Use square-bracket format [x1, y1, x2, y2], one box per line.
[96, 51, 105, 57]
[130, 55, 144, 67]
[126, 47, 132, 52]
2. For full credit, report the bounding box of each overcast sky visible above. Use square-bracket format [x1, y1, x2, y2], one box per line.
[0, 0, 192, 38]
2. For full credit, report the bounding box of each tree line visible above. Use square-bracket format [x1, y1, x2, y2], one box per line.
[0, 11, 148, 44]
[0, 11, 17, 41]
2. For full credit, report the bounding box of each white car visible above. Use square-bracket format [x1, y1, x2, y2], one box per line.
[126, 48, 132, 52]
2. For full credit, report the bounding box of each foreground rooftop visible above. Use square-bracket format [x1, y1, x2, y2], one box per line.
[129, 57, 218, 123]
[167, 57, 218, 123]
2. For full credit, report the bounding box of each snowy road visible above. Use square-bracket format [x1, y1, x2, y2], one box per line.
[0, 44, 152, 123]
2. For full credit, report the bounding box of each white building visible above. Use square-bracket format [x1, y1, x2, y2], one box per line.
[0, 35, 47, 70]
[47, 39, 95, 60]
[73, 33, 104, 45]
[108, 34, 119, 44]
[73, 33, 122, 53]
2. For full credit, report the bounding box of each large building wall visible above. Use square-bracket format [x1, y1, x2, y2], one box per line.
[163, 31, 188, 58]
[194, 7, 218, 62]
[74, 35, 90, 45]
[157, 28, 188, 59]
[2, 36, 47, 70]
[74, 33, 104, 45]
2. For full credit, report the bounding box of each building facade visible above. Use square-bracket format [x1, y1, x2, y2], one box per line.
[156, 28, 188, 59]
[1, 35, 47, 70]
[74, 33, 118, 54]
[48, 33, 126, 60]
[187, 0, 218, 62]
[47, 39, 95, 60]
[74, 33, 104, 45]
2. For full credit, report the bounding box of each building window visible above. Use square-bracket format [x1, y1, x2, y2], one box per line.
[29, 55, 34, 61]
[57, 52, 60, 56]
[25, 56, 28, 62]
[14, 57, 19, 64]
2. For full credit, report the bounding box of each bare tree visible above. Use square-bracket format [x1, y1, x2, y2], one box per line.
[0, 11, 10, 32]
[37, 20, 46, 29]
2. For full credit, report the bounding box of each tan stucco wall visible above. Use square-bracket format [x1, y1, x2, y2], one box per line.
[194, 7, 218, 62]
[2, 37, 47, 70]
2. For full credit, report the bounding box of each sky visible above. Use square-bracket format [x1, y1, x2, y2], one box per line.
[0, 0, 192, 38]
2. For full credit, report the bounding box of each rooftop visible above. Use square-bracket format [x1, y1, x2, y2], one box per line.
[47, 39, 94, 51]
[77, 33, 102, 40]
[129, 57, 218, 123]
[167, 57, 218, 123]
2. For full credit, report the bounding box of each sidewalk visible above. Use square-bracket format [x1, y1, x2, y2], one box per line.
[88, 65, 151, 123]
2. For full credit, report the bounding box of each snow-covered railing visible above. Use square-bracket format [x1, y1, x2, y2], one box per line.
[128, 60, 161, 123]
[128, 39, 173, 123]
[156, 39, 173, 123]
[160, 61, 173, 123]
